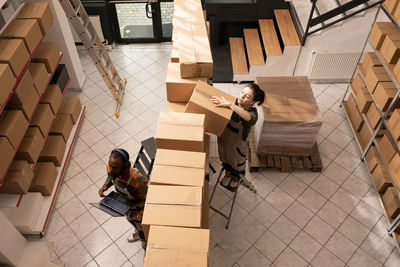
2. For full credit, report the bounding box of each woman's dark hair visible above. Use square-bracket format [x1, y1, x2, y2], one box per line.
[247, 83, 265, 106]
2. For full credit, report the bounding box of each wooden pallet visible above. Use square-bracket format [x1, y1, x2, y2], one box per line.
[248, 132, 323, 172]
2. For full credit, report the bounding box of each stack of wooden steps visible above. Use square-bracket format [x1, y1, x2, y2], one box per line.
[230, 9, 301, 82]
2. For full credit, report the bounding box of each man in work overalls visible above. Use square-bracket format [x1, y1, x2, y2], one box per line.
[99, 149, 148, 249]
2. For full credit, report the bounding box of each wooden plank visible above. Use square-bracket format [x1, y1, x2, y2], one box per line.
[274, 9, 300, 46]
[243, 28, 265, 66]
[290, 157, 298, 168]
[258, 19, 282, 56]
[303, 157, 312, 169]
[259, 155, 268, 166]
[281, 156, 293, 172]
[274, 156, 281, 169]
[267, 155, 275, 168]
[229, 37, 248, 75]
[310, 143, 323, 172]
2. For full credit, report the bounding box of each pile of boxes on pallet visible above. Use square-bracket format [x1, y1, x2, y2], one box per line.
[253, 77, 323, 156]
[0, 2, 82, 233]
[344, 18, 400, 223]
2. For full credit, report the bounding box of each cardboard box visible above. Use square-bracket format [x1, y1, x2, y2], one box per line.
[142, 204, 202, 240]
[167, 102, 186, 112]
[15, 127, 44, 163]
[29, 161, 57, 196]
[156, 124, 204, 152]
[150, 164, 205, 187]
[0, 160, 34, 194]
[390, 153, 400, 185]
[30, 104, 55, 138]
[361, 52, 382, 74]
[365, 103, 381, 129]
[154, 149, 206, 170]
[383, 0, 400, 14]
[351, 74, 366, 94]
[38, 135, 66, 166]
[144, 248, 208, 267]
[146, 184, 202, 206]
[0, 39, 29, 77]
[382, 187, 400, 219]
[0, 137, 15, 183]
[0, 64, 16, 106]
[58, 97, 82, 124]
[387, 109, 400, 140]
[17, 2, 54, 35]
[204, 133, 210, 175]
[381, 33, 400, 64]
[354, 86, 373, 114]
[0, 110, 28, 150]
[147, 225, 209, 252]
[0, 19, 42, 54]
[9, 69, 36, 105]
[365, 146, 381, 172]
[365, 66, 391, 94]
[32, 42, 59, 73]
[185, 81, 235, 136]
[344, 94, 364, 132]
[372, 163, 392, 194]
[202, 179, 209, 229]
[373, 82, 397, 112]
[50, 113, 73, 143]
[156, 112, 205, 152]
[376, 133, 396, 164]
[369, 22, 398, 50]
[166, 62, 207, 102]
[28, 63, 49, 96]
[359, 123, 372, 150]
[175, 18, 212, 78]
[41, 84, 63, 115]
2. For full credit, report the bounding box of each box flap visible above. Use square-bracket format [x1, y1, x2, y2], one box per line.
[144, 248, 208, 267]
[156, 124, 204, 142]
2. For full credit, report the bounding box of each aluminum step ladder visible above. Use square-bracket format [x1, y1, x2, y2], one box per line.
[59, 0, 126, 117]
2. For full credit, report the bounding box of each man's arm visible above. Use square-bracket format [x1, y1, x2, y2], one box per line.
[99, 176, 113, 197]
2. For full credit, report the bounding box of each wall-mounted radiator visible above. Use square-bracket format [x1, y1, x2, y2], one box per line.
[308, 50, 361, 83]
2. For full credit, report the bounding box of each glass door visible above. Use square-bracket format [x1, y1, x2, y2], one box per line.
[109, 0, 173, 43]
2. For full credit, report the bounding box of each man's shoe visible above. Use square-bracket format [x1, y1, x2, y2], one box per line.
[127, 232, 141, 243]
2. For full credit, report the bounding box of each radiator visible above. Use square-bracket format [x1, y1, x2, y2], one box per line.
[308, 50, 361, 83]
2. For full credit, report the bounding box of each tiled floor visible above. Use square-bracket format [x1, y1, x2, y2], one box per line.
[43, 42, 400, 266]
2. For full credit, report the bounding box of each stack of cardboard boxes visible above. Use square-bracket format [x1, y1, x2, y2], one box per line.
[166, 0, 212, 113]
[0, 3, 82, 201]
[253, 77, 323, 156]
[344, 18, 400, 231]
[143, 90, 234, 264]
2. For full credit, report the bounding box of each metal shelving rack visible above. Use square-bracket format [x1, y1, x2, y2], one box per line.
[341, 3, 400, 247]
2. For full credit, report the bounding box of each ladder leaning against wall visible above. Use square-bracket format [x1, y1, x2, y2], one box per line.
[58, 0, 126, 117]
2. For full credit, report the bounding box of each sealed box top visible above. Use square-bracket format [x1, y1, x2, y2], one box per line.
[144, 248, 208, 267]
[159, 111, 205, 127]
[154, 149, 206, 169]
[148, 225, 209, 253]
[146, 185, 202, 206]
[150, 164, 205, 187]
[256, 76, 322, 123]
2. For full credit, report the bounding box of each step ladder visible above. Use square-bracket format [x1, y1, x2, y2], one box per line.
[58, 0, 126, 117]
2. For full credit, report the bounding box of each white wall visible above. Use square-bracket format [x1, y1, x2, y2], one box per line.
[294, 6, 381, 76]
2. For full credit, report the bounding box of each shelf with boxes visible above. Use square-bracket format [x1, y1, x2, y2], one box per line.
[342, 3, 400, 247]
[0, 105, 85, 236]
